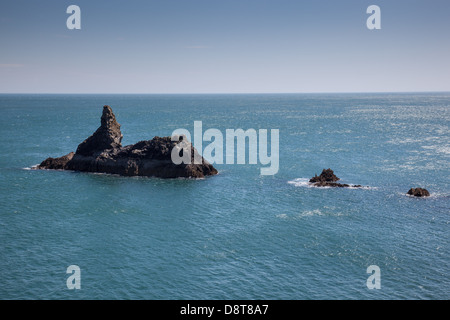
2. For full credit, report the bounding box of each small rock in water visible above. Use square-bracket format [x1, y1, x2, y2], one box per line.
[309, 169, 363, 188]
[309, 168, 340, 183]
[407, 188, 430, 197]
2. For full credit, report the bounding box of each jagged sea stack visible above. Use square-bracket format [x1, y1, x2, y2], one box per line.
[37, 105, 218, 178]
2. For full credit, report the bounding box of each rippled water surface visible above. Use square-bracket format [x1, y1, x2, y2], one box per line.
[0, 93, 448, 299]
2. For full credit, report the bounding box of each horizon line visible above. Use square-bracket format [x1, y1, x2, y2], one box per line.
[1, 90, 450, 95]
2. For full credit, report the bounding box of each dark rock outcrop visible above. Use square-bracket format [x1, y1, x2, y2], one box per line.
[37, 105, 218, 178]
[309, 169, 362, 188]
[310, 168, 340, 183]
[38, 152, 74, 170]
[407, 188, 430, 197]
[76, 106, 123, 156]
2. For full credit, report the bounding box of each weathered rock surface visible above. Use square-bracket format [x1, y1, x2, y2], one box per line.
[310, 168, 340, 183]
[76, 105, 123, 156]
[37, 105, 218, 178]
[309, 169, 362, 188]
[407, 188, 430, 197]
[38, 152, 75, 170]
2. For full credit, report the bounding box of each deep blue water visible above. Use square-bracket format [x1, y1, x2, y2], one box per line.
[0, 93, 448, 299]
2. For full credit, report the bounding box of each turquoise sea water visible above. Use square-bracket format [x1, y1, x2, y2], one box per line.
[0, 93, 448, 300]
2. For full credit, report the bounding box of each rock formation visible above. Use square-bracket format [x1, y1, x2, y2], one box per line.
[310, 168, 339, 183]
[76, 106, 123, 156]
[37, 105, 218, 178]
[38, 152, 74, 170]
[309, 169, 362, 188]
[407, 188, 430, 197]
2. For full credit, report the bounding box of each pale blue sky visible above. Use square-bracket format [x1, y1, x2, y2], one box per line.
[1, 0, 449, 93]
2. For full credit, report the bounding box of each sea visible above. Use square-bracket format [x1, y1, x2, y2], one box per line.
[0, 93, 448, 300]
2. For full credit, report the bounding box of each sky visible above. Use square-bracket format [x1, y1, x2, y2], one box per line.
[0, 0, 450, 93]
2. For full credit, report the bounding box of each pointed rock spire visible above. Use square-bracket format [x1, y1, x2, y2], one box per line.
[76, 105, 123, 156]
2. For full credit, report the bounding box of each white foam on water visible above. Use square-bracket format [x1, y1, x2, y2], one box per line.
[436, 146, 450, 155]
[287, 178, 312, 188]
[276, 209, 345, 220]
[300, 209, 324, 217]
[403, 191, 450, 199]
[422, 145, 450, 155]
[287, 178, 375, 190]
[23, 164, 39, 170]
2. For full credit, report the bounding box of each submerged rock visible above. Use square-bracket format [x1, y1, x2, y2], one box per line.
[37, 105, 218, 178]
[309, 169, 362, 188]
[407, 188, 430, 197]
